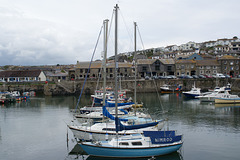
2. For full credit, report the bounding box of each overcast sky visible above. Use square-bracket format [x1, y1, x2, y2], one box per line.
[0, 0, 239, 66]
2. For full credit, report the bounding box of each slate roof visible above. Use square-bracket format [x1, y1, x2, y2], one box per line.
[137, 59, 156, 65]
[196, 60, 220, 66]
[219, 55, 238, 60]
[0, 70, 42, 78]
[76, 61, 132, 68]
[175, 59, 196, 64]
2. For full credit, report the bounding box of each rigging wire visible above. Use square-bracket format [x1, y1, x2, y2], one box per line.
[136, 25, 166, 115]
[74, 25, 103, 113]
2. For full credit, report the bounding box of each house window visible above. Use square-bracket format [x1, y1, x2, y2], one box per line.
[206, 66, 210, 69]
[200, 70, 204, 74]
[125, 68, 127, 72]
[181, 65, 184, 69]
[155, 65, 160, 70]
[80, 69, 83, 73]
[236, 66, 239, 70]
[142, 66, 147, 72]
[191, 65, 194, 68]
[110, 68, 113, 73]
[230, 61, 234, 65]
[85, 69, 88, 73]
[213, 66, 216, 69]
[200, 66, 203, 69]
[213, 70, 217, 74]
[167, 66, 172, 71]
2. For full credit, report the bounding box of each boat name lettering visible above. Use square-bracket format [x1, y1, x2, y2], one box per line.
[154, 138, 173, 142]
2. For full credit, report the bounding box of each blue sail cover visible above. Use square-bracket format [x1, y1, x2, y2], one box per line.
[143, 131, 182, 144]
[106, 101, 134, 107]
[115, 117, 160, 132]
[102, 106, 128, 122]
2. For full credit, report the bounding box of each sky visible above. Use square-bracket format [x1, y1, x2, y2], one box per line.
[0, 0, 239, 66]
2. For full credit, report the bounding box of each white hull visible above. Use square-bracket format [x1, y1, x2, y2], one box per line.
[68, 121, 165, 141]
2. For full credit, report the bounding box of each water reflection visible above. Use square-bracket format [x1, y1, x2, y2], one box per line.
[66, 144, 183, 160]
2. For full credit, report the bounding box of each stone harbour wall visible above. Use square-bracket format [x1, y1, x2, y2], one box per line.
[0, 78, 240, 96]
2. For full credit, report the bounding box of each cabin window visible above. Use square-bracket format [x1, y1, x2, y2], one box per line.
[132, 142, 142, 146]
[119, 142, 129, 146]
[102, 128, 116, 131]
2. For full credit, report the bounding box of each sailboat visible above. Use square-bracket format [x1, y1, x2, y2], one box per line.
[68, 17, 165, 142]
[79, 4, 183, 158]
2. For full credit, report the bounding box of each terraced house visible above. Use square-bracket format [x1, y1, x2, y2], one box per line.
[137, 59, 175, 77]
[0, 70, 46, 82]
[218, 55, 240, 77]
[69, 61, 133, 80]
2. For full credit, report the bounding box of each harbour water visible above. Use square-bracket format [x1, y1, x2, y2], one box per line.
[0, 93, 240, 160]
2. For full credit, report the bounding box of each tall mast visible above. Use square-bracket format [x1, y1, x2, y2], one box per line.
[134, 22, 137, 115]
[103, 19, 108, 107]
[114, 4, 119, 136]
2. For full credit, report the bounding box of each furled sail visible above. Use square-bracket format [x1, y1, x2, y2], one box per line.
[115, 117, 162, 132]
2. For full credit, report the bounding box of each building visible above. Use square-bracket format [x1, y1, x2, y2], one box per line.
[218, 55, 240, 77]
[196, 59, 220, 76]
[175, 59, 196, 76]
[70, 61, 133, 80]
[0, 70, 46, 82]
[137, 59, 175, 77]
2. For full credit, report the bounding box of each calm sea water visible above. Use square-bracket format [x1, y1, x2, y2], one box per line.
[0, 93, 240, 160]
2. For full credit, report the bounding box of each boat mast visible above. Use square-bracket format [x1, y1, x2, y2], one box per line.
[134, 22, 137, 115]
[103, 19, 109, 107]
[114, 4, 119, 137]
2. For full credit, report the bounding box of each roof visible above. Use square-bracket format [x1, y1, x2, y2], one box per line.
[175, 59, 196, 64]
[196, 60, 220, 66]
[159, 59, 175, 64]
[219, 55, 238, 60]
[0, 70, 43, 78]
[76, 61, 132, 69]
[45, 71, 68, 77]
[137, 59, 156, 65]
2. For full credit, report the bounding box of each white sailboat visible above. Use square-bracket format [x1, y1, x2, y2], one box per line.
[68, 17, 164, 142]
[79, 4, 183, 158]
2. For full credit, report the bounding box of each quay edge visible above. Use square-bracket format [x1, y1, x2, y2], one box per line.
[0, 79, 240, 96]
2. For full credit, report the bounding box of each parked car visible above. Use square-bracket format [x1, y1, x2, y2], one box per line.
[198, 75, 206, 78]
[158, 76, 164, 79]
[152, 76, 158, 79]
[168, 75, 177, 79]
[204, 75, 212, 78]
[184, 75, 193, 79]
[145, 76, 150, 80]
[215, 73, 225, 78]
[224, 74, 231, 78]
[192, 75, 199, 79]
